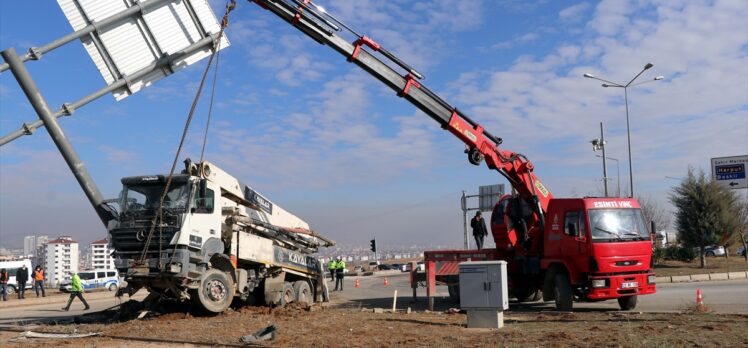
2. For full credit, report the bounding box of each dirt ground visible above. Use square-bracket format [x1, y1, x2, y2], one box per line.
[2, 303, 747, 347]
[655, 255, 748, 277]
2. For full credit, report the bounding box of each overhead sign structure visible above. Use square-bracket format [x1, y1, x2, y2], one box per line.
[711, 155, 748, 190]
[57, 0, 230, 100]
[479, 184, 505, 211]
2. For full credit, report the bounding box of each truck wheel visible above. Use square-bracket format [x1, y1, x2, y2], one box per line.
[554, 273, 573, 311]
[193, 269, 234, 314]
[293, 281, 312, 305]
[279, 282, 296, 306]
[618, 295, 637, 310]
[448, 284, 460, 303]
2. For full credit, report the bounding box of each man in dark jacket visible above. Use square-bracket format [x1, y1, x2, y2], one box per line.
[0, 269, 8, 301]
[471, 211, 488, 250]
[16, 265, 28, 299]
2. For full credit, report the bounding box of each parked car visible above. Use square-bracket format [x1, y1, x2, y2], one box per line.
[738, 245, 746, 256]
[59, 269, 120, 292]
[377, 264, 393, 271]
[0, 259, 33, 295]
[353, 265, 364, 273]
[704, 245, 726, 257]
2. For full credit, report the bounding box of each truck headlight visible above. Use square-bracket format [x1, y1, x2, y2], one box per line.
[648, 275, 656, 284]
[591, 279, 607, 288]
[169, 263, 182, 273]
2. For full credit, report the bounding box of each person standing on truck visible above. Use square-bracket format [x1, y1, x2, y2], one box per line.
[327, 258, 337, 281]
[33, 266, 46, 297]
[471, 211, 488, 250]
[334, 256, 346, 291]
[0, 269, 8, 301]
[62, 272, 90, 311]
[15, 264, 28, 299]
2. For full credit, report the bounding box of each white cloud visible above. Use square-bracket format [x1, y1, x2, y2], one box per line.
[206, 71, 441, 189]
[98, 145, 139, 164]
[559, 3, 591, 22]
[491, 33, 541, 50]
[450, 0, 748, 203]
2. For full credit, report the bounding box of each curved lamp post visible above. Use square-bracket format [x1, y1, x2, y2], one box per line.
[584, 63, 663, 198]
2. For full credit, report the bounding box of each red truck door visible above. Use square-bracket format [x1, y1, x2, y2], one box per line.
[559, 208, 589, 280]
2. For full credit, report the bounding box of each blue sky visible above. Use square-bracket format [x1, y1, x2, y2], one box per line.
[1, 0, 747, 250]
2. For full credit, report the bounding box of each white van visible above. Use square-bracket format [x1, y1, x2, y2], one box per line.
[0, 259, 34, 295]
[60, 269, 120, 292]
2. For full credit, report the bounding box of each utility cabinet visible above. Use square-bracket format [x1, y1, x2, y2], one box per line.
[459, 260, 508, 328]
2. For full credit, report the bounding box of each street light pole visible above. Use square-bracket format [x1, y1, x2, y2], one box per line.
[598, 155, 620, 197]
[584, 64, 664, 198]
[591, 123, 609, 197]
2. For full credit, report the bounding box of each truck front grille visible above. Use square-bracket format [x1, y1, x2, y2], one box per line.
[111, 214, 181, 258]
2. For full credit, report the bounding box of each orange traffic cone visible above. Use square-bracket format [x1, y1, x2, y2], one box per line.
[355, 278, 361, 288]
[696, 288, 703, 306]
[383, 276, 389, 286]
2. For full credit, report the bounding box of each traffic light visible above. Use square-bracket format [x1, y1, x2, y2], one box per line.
[370, 239, 376, 253]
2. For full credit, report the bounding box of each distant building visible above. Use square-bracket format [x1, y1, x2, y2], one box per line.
[24, 236, 36, 256]
[42, 236, 79, 286]
[89, 239, 115, 270]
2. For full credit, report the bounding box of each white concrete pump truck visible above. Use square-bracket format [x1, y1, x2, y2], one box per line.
[0, 0, 334, 315]
[113, 159, 333, 313]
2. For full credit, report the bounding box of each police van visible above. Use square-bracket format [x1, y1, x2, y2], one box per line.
[0, 259, 34, 295]
[60, 269, 120, 292]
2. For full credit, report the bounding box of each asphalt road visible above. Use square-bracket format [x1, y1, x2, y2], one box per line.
[1, 274, 744, 325]
[328, 272, 748, 314]
[0, 290, 147, 325]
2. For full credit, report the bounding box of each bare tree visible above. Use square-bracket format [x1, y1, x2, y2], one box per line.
[637, 195, 671, 233]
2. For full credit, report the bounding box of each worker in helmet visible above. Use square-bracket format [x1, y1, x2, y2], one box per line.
[334, 256, 346, 291]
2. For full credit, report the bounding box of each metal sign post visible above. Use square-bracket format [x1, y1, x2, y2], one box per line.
[461, 185, 504, 249]
[0, 0, 229, 228]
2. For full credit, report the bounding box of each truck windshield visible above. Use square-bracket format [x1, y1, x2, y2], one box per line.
[588, 209, 649, 242]
[121, 183, 189, 213]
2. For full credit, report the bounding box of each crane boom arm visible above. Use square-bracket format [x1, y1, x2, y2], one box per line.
[247, 0, 553, 221]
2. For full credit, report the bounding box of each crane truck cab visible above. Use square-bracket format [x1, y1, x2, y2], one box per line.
[539, 197, 656, 311]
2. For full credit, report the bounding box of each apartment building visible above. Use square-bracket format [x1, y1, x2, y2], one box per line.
[42, 236, 79, 286]
[89, 238, 115, 270]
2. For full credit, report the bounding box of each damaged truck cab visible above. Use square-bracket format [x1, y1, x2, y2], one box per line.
[110, 159, 331, 313]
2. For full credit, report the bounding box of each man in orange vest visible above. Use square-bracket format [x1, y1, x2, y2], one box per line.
[33, 265, 46, 297]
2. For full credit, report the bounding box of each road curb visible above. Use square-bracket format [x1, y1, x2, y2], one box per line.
[655, 271, 748, 283]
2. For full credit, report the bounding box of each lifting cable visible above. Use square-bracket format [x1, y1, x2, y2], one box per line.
[138, 1, 236, 264]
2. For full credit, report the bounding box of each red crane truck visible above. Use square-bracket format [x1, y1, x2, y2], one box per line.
[241, 0, 656, 311]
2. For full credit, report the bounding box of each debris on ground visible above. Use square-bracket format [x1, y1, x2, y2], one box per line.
[240, 324, 277, 343]
[22, 331, 100, 339]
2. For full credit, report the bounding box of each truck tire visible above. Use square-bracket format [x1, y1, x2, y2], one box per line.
[193, 269, 234, 314]
[293, 280, 312, 305]
[279, 282, 296, 306]
[554, 273, 573, 311]
[617, 295, 637, 310]
[448, 284, 460, 303]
